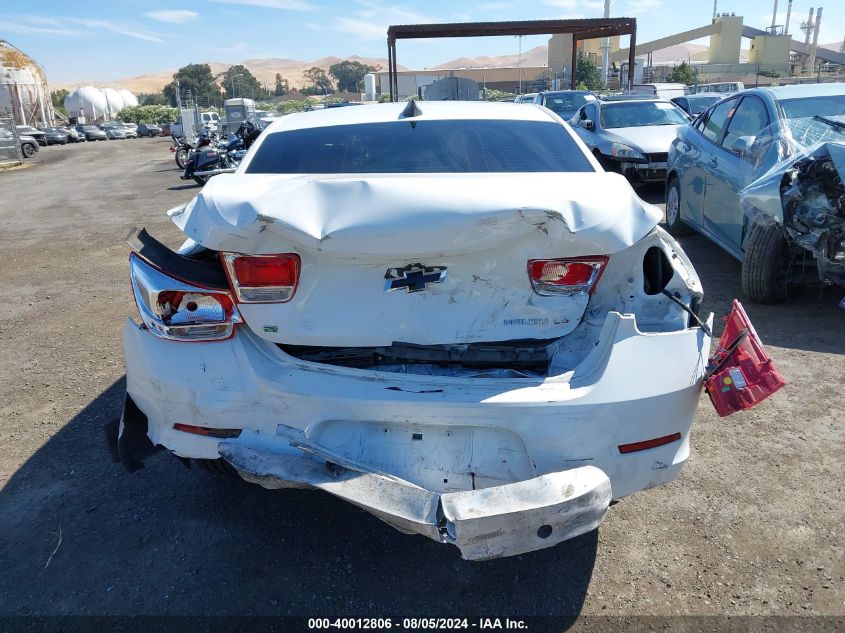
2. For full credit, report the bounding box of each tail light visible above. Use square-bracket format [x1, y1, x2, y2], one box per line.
[222, 253, 300, 303]
[130, 254, 241, 341]
[527, 256, 608, 296]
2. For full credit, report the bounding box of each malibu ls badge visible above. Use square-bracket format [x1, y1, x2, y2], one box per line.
[384, 263, 447, 293]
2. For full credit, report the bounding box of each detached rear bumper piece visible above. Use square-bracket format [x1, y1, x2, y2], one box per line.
[221, 442, 611, 561]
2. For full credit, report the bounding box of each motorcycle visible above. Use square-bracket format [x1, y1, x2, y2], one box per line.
[180, 122, 259, 186]
[170, 134, 193, 170]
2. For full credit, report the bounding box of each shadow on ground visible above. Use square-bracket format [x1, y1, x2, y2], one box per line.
[0, 377, 597, 620]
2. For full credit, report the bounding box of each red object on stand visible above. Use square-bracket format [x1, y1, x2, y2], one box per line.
[704, 300, 785, 417]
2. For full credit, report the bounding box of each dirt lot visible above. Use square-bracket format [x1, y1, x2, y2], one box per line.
[0, 139, 843, 628]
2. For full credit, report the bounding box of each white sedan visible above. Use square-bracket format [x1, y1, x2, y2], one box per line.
[115, 101, 711, 560]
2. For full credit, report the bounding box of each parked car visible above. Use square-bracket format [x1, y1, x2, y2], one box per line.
[159, 123, 172, 136]
[0, 128, 39, 158]
[115, 101, 713, 561]
[514, 93, 538, 103]
[570, 97, 690, 182]
[666, 82, 845, 303]
[632, 83, 687, 99]
[137, 123, 162, 137]
[99, 124, 127, 140]
[671, 94, 727, 116]
[37, 126, 69, 145]
[120, 123, 138, 139]
[533, 90, 596, 120]
[75, 125, 108, 141]
[15, 125, 47, 146]
[693, 81, 745, 94]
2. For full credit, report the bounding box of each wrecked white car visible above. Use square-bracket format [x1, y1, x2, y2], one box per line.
[113, 101, 712, 560]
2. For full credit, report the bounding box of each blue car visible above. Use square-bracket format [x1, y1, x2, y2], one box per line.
[665, 83, 845, 303]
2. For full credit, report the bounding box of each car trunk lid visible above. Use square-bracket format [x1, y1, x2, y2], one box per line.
[170, 172, 660, 346]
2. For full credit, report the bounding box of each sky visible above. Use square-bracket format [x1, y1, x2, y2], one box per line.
[2, 0, 843, 86]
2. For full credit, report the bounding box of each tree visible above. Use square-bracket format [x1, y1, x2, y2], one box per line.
[667, 61, 698, 86]
[50, 89, 68, 115]
[221, 64, 267, 99]
[576, 53, 603, 91]
[274, 73, 289, 96]
[328, 60, 374, 93]
[162, 63, 220, 106]
[138, 92, 168, 106]
[302, 66, 333, 93]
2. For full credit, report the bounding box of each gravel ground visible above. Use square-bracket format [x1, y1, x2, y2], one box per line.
[0, 139, 843, 628]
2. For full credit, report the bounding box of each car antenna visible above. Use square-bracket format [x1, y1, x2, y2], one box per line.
[400, 99, 423, 119]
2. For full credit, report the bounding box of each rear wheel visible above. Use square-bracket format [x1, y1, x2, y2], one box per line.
[175, 148, 189, 169]
[741, 217, 789, 304]
[665, 177, 693, 236]
[193, 174, 210, 186]
[21, 143, 36, 158]
[194, 458, 239, 478]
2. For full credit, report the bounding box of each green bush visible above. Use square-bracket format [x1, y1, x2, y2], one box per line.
[117, 105, 179, 124]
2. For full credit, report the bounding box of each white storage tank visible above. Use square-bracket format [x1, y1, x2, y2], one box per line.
[118, 89, 138, 108]
[65, 86, 107, 121]
[102, 88, 124, 117]
[0, 39, 55, 126]
[364, 73, 376, 101]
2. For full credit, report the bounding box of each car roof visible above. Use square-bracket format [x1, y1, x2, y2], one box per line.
[598, 96, 664, 103]
[263, 101, 558, 134]
[757, 82, 845, 100]
[540, 90, 592, 95]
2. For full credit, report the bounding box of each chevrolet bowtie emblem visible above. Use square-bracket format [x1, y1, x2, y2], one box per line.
[384, 264, 448, 293]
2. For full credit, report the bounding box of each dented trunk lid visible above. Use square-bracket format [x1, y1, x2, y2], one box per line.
[171, 172, 660, 346]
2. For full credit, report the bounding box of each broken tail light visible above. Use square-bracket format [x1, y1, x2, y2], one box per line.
[130, 253, 241, 341]
[527, 256, 608, 296]
[222, 253, 301, 303]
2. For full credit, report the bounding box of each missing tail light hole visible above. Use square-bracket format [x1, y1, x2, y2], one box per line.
[643, 246, 674, 295]
[537, 525, 553, 539]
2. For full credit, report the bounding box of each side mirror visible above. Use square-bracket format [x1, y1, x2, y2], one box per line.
[581, 119, 595, 131]
[731, 136, 754, 156]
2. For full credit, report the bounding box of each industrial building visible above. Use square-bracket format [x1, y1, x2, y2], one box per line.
[0, 39, 55, 126]
[368, 10, 842, 100]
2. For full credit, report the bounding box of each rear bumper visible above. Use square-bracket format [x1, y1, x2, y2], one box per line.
[121, 310, 711, 558]
[222, 442, 611, 560]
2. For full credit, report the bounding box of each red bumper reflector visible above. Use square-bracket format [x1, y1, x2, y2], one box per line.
[173, 423, 242, 439]
[618, 432, 682, 454]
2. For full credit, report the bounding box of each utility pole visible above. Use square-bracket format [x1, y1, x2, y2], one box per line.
[712, 0, 717, 21]
[600, 0, 611, 86]
[771, 0, 778, 32]
[785, 0, 793, 35]
[517, 35, 523, 94]
[807, 7, 822, 74]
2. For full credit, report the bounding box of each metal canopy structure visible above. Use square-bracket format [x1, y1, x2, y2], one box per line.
[386, 18, 638, 101]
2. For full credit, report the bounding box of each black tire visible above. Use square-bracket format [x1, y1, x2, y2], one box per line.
[193, 174, 210, 186]
[21, 143, 36, 158]
[175, 148, 188, 169]
[664, 176, 693, 236]
[194, 458, 240, 478]
[741, 217, 789, 304]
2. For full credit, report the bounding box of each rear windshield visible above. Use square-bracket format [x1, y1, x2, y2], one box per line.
[601, 101, 688, 129]
[542, 93, 594, 114]
[246, 120, 594, 174]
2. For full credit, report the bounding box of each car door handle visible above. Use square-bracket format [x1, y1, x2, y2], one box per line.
[709, 156, 718, 168]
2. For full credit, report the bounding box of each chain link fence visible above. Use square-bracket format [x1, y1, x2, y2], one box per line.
[0, 113, 23, 167]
